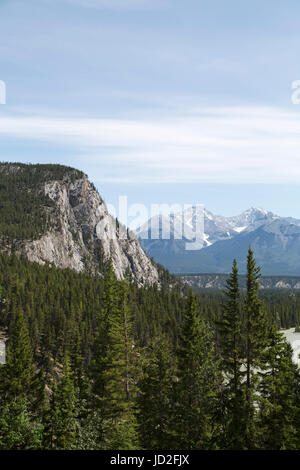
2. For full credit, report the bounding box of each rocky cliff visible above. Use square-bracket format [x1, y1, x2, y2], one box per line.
[0, 163, 159, 286]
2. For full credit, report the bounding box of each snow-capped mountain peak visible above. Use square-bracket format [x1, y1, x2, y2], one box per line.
[136, 207, 300, 275]
[136, 206, 279, 253]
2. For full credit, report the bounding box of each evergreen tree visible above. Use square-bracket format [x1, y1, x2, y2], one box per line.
[294, 365, 300, 450]
[31, 366, 48, 423]
[3, 307, 35, 400]
[174, 290, 220, 449]
[138, 337, 174, 449]
[91, 259, 121, 400]
[217, 259, 246, 449]
[258, 324, 299, 449]
[243, 247, 269, 448]
[44, 355, 77, 450]
[0, 307, 42, 449]
[0, 239, 299, 450]
[0, 397, 43, 450]
[91, 267, 139, 449]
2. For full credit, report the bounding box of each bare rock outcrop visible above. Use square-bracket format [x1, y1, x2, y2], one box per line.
[18, 173, 159, 286]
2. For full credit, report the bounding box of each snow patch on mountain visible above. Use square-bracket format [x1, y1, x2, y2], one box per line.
[203, 233, 212, 247]
[234, 226, 247, 233]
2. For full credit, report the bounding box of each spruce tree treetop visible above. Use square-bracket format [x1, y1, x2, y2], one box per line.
[4, 307, 35, 400]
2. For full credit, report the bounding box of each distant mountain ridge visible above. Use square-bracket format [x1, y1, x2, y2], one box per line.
[136, 207, 300, 275]
[178, 273, 300, 290]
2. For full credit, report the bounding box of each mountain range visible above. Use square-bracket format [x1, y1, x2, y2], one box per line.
[136, 207, 300, 275]
[2, 162, 300, 278]
[178, 273, 300, 290]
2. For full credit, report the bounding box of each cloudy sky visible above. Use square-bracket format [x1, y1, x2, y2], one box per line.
[1, 0, 300, 220]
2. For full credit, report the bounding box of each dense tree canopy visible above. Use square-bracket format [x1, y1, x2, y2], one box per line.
[0, 249, 299, 450]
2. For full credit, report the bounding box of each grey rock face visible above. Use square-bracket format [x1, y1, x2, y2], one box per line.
[0, 340, 5, 364]
[18, 175, 159, 286]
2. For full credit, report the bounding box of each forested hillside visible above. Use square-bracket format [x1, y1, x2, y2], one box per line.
[0, 162, 159, 285]
[0, 163, 298, 451]
[0, 250, 299, 450]
[0, 163, 84, 241]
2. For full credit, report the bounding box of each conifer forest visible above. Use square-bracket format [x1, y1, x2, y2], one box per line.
[0, 248, 299, 450]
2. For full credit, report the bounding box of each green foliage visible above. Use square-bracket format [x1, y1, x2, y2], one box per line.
[217, 249, 300, 450]
[182, 275, 300, 330]
[91, 262, 139, 449]
[138, 337, 175, 449]
[0, 398, 43, 450]
[0, 162, 84, 241]
[242, 248, 270, 448]
[174, 291, 221, 449]
[44, 356, 77, 450]
[217, 259, 247, 449]
[3, 307, 35, 400]
[0, 248, 299, 450]
[219, 259, 243, 378]
[258, 325, 299, 449]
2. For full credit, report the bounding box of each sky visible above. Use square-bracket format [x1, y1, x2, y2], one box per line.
[1, 0, 300, 224]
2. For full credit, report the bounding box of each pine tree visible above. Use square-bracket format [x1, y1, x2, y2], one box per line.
[0, 397, 43, 450]
[258, 324, 299, 449]
[91, 259, 121, 401]
[174, 290, 220, 449]
[91, 265, 139, 449]
[3, 307, 35, 400]
[0, 307, 42, 449]
[217, 259, 246, 449]
[243, 247, 269, 448]
[138, 337, 174, 449]
[294, 366, 300, 450]
[44, 355, 77, 450]
[31, 366, 48, 421]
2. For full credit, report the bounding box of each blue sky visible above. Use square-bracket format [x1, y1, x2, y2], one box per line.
[1, 0, 300, 222]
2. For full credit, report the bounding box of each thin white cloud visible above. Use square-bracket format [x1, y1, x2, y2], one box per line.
[1, 106, 300, 183]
